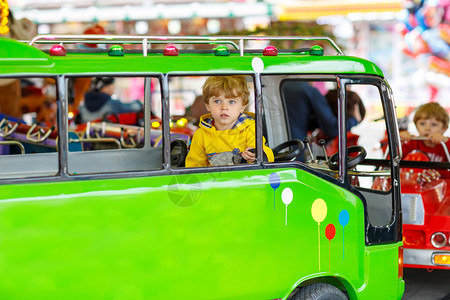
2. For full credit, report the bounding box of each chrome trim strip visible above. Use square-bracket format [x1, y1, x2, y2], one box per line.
[404, 248, 450, 266]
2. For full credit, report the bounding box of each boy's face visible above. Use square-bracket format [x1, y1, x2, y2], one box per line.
[206, 91, 246, 131]
[416, 117, 447, 140]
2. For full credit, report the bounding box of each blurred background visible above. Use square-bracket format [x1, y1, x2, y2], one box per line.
[1, 0, 449, 119]
[1, 1, 450, 298]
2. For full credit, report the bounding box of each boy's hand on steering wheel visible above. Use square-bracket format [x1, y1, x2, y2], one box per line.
[399, 130, 412, 143]
[242, 148, 256, 163]
[428, 133, 448, 145]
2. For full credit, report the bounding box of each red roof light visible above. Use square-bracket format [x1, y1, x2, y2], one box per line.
[163, 45, 179, 56]
[263, 45, 278, 56]
[49, 44, 67, 56]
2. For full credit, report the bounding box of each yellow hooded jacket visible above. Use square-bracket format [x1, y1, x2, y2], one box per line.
[185, 112, 274, 167]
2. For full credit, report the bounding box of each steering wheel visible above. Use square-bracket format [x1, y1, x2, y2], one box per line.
[328, 145, 367, 170]
[170, 139, 188, 167]
[272, 139, 303, 162]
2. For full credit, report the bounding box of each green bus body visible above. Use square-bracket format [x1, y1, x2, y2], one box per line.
[0, 170, 403, 300]
[0, 36, 404, 299]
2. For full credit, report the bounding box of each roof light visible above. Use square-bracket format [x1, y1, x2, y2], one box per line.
[263, 45, 278, 56]
[163, 45, 179, 56]
[108, 45, 124, 56]
[49, 44, 66, 56]
[309, 45, 324, 56]
[214, 46, 230, 56]
[151, 121, 160, 128]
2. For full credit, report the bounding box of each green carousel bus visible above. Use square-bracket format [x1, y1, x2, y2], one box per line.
[0, 35, 404, 300]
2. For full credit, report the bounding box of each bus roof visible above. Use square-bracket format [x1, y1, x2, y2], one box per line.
[0, 35, 384, 77]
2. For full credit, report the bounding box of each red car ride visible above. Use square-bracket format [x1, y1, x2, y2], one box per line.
[400, 139, 450, 270]
[374, 135, 450, 270]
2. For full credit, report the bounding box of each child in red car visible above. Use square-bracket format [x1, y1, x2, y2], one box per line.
[400, 102, 450, 162]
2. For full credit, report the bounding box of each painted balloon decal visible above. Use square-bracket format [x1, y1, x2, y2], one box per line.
[339, 209, 349, 259]
[325, 223, 336, 240]
[252, 57, 264, 73]
[311, 198, 327, 270]
[325, 223, 336, 272]
[281, 187, 293, 226]
[312, 198, 327, 223]
[269, 172, 281, 210]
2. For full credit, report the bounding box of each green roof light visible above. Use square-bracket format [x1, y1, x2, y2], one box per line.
[108, 45, 124, 56]
[309, 45, 324, 56]
[214, 46, 230, 56]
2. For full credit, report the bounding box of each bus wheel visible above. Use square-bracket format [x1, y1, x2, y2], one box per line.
[292, 283, 347, 300]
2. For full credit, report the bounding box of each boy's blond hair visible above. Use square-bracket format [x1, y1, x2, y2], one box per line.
[413, 102, 449, 129]
[202, 76, 250, 106]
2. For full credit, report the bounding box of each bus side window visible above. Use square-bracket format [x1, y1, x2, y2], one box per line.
[67, 76, 163, 175]
[0, 77, 58, 179]
[343, 84, 390, 192]
[345, 84, 393, 227]
[173, 75, 257, 168]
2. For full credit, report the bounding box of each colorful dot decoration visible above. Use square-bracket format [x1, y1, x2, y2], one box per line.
[0, 0, 10, 36]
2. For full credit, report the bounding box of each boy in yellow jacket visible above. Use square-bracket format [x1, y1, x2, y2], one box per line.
[185, 76, 274, 167]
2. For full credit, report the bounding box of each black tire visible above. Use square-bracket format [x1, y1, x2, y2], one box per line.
[292, 283, 347, 300]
